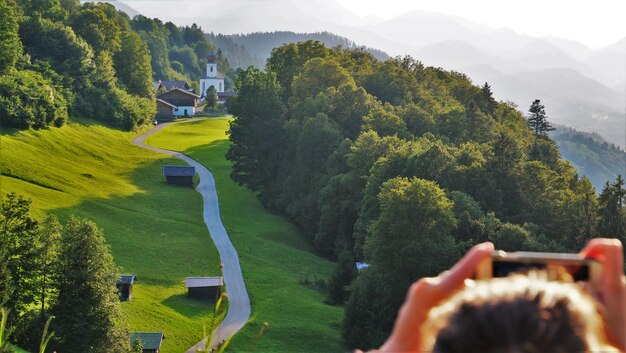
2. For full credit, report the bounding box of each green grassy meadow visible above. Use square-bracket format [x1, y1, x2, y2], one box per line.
[0, 120, 221, 352]
[145, 118, 345, 353]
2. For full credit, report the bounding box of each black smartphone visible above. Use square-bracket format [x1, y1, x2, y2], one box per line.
[476, 250, 602, 288]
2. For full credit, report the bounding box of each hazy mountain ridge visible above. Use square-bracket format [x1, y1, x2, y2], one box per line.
[550, 126, 626, 191]
[87, 0, 625, 146]
[208, 31, 389, 69]
[78, 0, 139, 17]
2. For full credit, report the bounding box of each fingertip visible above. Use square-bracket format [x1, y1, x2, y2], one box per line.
[481, 241, 495, 252]
[472, 242, 494, 257]
[582, 238, 623, 258]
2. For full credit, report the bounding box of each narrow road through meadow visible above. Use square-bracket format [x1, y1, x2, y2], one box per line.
[133, 120, 251, 353]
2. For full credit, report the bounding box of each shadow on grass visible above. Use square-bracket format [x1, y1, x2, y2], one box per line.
[49, 155, 222, 287]
[161, 293, 215, 319]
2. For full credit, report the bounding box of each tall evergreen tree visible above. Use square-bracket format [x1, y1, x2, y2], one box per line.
[598, 176, 626, 239]
[527, 99, 555, 135]
[51, 217, 127, 353]
[37, 216, 61, 312]
[0, 194, 41, 332]
[479, 82, 497, 113]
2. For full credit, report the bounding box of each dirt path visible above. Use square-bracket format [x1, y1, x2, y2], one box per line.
[133, 120, 251, 352]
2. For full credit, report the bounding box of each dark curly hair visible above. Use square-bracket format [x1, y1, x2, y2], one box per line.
[422, 271, 614, 353]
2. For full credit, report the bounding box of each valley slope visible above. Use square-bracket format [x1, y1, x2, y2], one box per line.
[0, 120, 222, 352]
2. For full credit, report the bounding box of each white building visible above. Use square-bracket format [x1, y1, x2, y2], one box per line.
[199, 53, 225, 97]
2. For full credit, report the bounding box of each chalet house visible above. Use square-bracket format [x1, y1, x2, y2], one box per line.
[130, 332, 165, 353]
[156, 88, 199, 118]
[116, 274, 137, 301]
[162, 165, 195, 187]
[186, 276, 223, 300]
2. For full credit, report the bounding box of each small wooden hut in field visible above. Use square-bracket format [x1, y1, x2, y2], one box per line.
[185, 276, 223, 300]
[162, 165, 195, 187]
[116, 274, 137, 301]
[130, 332, 165, 353]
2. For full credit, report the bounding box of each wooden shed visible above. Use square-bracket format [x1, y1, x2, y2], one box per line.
[155, 99, 175, 121]
[130, 332, 165, 353]
[185, 276, 223, 300]
[162, 165, 195, 187]
[116, 274, 137, 301]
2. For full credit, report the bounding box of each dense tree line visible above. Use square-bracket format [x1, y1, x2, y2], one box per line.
[0, 193, 128, 352]
[131, 17, 236, 92]
[0, 0, 156, 130]
[226, 41, 626, 350]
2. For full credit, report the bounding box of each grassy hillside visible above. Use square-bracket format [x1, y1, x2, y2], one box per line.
[0, 120, 221, 352]
[145, 118, 345, 353]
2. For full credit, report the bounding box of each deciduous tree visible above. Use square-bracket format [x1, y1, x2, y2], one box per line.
[0, 0, 22, 75]
[205, 85, 218, 109]
[227, 67, 286, 200]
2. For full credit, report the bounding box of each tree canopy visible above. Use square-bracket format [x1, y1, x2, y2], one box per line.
[226, 40, 624, 350]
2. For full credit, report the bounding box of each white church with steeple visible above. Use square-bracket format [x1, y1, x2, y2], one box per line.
[199, 53, 224, 97]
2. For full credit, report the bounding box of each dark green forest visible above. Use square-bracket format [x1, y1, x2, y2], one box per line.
[0, 0, 234, 131]
[206, 31, 389, 69]
[226, 41, 626, 350]
[550, 126, 626, 191]
[1, 194, 128, 352]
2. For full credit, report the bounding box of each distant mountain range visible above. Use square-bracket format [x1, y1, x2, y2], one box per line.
[78, 0, 139, 17]
[206, 31, 389, 69]
[84, 0, 625, 149]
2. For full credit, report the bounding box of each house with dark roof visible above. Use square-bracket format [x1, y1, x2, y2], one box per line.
[163, 165, 195, 187]
[186, 276, 223, 300]
[217, 91, 237, 107]
[130, 332, 165, 353]
[116, 274, 137, 301]
[156, 88, 199, 117]
[154, 80, 190, 92]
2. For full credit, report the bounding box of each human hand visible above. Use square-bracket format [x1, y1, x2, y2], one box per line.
[369, 242, 494, 353]
[581, 238, 626, 352]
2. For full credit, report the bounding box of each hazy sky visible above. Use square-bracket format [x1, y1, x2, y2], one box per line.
[336, 0, 625, 48]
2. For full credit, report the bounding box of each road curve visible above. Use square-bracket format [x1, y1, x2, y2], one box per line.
[132, 121, 251, 353]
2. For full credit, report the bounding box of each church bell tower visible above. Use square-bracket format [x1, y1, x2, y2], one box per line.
[206, 53, 217, 78]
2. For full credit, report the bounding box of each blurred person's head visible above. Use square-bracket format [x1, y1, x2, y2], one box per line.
[421, 271, 616, 353]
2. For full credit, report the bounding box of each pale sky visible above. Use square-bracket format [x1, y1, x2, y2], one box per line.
[336, 0, 626, 48]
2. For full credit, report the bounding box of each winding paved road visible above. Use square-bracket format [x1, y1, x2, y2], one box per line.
[133, 121, 251, 353]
